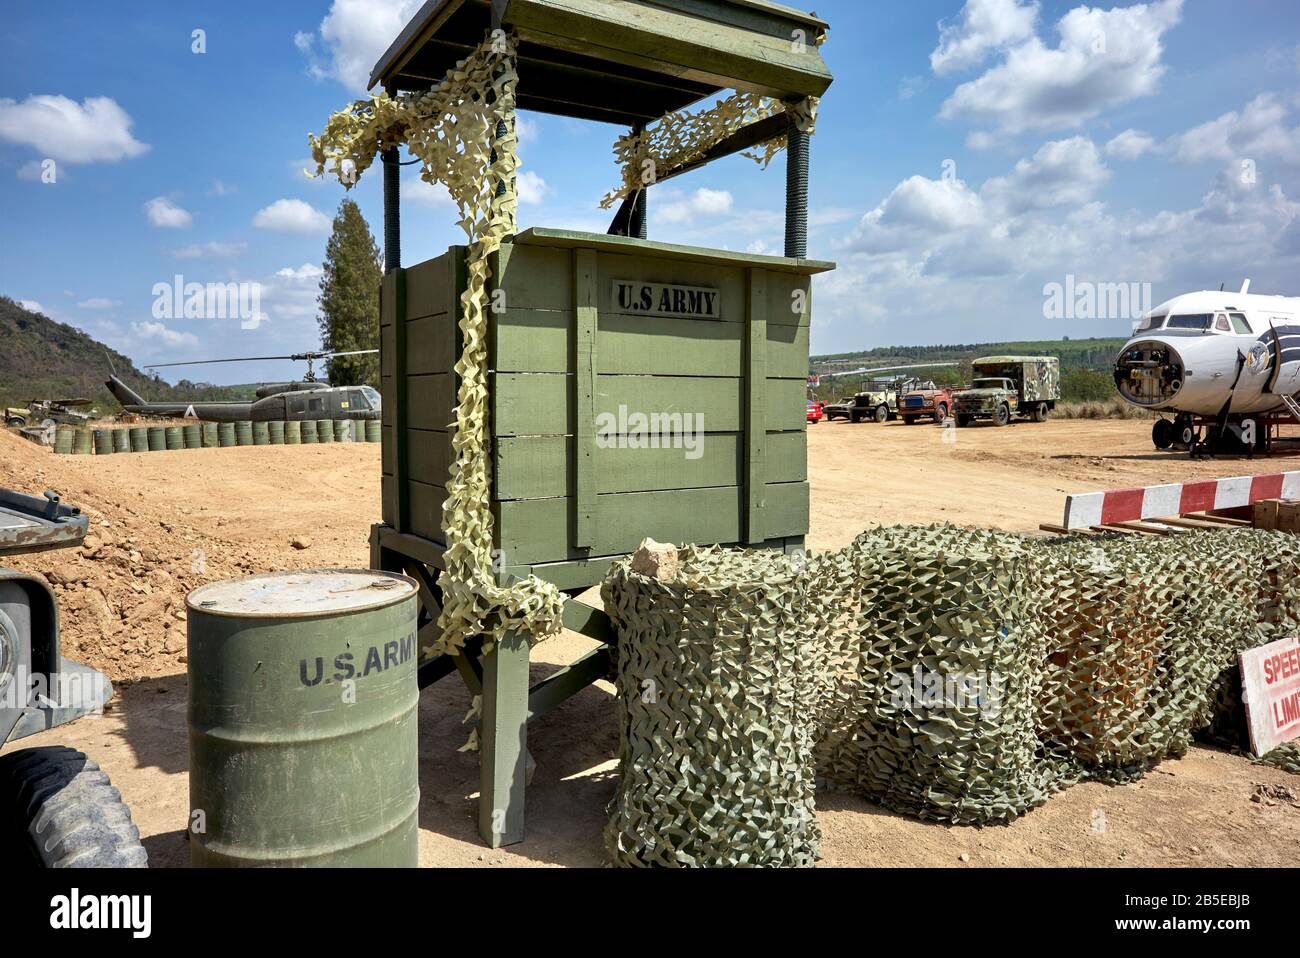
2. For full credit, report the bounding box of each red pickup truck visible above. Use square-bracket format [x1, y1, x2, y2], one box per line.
[899, 386, 955, 424]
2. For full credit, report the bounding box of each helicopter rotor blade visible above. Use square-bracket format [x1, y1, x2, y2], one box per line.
[145, 349, 379, 370]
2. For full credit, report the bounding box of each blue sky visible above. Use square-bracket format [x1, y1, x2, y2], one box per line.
[2, 0, 1299, 385]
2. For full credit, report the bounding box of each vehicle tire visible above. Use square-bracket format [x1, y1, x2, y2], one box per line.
[1152, 418, 1175, 450]
[1031, 403, 1050, 423]
[934, 404, 948, 424]
[956, 414, 972, 427]
[0, 746, 147, 868]
[874, 405, 889, 424]
[902, 416, 916, 425]
[849, 411, 861, 423]
[994, 404, 1010, 427]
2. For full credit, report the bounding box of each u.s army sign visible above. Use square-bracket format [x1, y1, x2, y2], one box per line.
[612, 280, 720, 319]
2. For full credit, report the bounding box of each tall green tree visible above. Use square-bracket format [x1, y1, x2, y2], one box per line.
[318, 198, 382, 386]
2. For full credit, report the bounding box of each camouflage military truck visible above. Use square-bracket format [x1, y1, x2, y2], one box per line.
[952, 356, 1060, 427]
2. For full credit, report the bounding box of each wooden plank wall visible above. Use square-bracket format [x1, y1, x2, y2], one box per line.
[380, 248, 464, 545]
[483, 242, 811, 571]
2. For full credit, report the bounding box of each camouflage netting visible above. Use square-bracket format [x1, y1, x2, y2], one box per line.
[601, 547, 821, 867]
[600, 525, 1300, 865]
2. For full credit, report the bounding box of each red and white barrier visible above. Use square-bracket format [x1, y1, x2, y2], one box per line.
[1062, 471, 1300, 529]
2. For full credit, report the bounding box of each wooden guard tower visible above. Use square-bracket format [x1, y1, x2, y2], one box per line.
[368, 0, 833, 848]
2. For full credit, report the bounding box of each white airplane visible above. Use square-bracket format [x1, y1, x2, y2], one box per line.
[1113, 281, 1300, 452]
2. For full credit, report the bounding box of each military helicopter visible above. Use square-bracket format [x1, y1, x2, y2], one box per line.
[105, 349, 381, 423]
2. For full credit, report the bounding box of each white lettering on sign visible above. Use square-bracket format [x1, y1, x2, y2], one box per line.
[1240, 635, 1300, 756]
[612, 280, 720, 319]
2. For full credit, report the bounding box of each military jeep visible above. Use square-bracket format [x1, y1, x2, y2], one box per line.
[0, 487, 147, 867]
[953, 356, 1060, 427]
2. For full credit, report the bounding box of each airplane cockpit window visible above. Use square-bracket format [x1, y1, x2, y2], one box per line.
[1165, 314, 1213, 331]
[1215, 314, 1231, 332]
[359, 386, 381, 409]
[1229, 312, 1252, 334]
[1135, 313, 1164, 332]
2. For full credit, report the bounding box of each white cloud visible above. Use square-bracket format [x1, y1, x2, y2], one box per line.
[76, 298, 118, 310]
[130, 321, 200, 349]
[939, 0, 1184, 140]
[16, 160, 49, 182]
[145, 197, 193, 229]
[657, 188, 734, 225]
[982, 136, 1110, 213]
[276, 263, 323, 282]
[209, 179, 237, 196]
[168, 241, 247, 259]
[931, 0, 1039, 75]
[252, 199, 330, 233]
[299, 0, 423, 93]
[516, 116, 540, 145]
[0, 95, 149, 163]
[18, 300, 45, 315]
[1168, 93, 1300, 165]
[517, 170, 550, 205]
[1105, 129, 1157, 160]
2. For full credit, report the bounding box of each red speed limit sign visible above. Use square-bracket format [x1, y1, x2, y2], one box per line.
[1240, 635, 1300, 756]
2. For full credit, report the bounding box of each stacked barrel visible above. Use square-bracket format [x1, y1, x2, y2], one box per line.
[49, 419, 382, 454]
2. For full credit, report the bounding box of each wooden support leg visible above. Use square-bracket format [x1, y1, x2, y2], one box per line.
[478, 631, 530, 847]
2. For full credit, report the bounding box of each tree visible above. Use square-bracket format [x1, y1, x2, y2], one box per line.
[318, 198, 382, 386]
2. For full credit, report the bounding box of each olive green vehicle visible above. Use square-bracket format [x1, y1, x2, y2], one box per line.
[953, 356, 1060, 427]
[0, 487, 147, 867]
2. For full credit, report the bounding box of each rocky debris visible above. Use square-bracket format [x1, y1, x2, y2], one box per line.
[630, 538, 678, 580]
[290, 536, 313, 551]
[1251, 782, 1297, 806]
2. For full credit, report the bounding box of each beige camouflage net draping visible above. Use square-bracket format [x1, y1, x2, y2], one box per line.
[599, 92, 820, 210]
[600, 525, 1300, 866]
[310, 30, 563, 656]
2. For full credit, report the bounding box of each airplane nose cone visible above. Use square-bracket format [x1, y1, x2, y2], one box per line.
[1115, 339, 1184, 407]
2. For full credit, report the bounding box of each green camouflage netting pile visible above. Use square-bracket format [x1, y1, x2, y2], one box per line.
[600, 525, 1300, 866]
[601, 547, 821, 867]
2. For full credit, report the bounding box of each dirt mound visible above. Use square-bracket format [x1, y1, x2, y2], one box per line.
[0, 429, 380, 683]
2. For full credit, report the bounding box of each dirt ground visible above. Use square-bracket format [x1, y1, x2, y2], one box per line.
[3, 417, 1299, 867]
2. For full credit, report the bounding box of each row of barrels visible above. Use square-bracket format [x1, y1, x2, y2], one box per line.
[55, 419, 382, 454]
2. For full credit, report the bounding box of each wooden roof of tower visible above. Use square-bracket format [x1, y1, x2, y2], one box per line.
[369, 0, 832, 126]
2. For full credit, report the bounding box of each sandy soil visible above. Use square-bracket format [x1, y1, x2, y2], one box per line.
[2, 417, 1298, 867]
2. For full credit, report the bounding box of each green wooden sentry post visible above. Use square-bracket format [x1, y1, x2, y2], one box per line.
[366, 0, 833, 849]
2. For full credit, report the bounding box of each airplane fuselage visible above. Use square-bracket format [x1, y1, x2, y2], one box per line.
[1114, 290, 1300, 418]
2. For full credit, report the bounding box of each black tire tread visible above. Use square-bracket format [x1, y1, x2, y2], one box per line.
[0, 746, 147, 868]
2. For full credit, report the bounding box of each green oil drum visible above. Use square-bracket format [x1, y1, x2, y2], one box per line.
[183, 424, 203, 449]
[93, 429, 114, 455]
[315, 419, 334, 444]
[54, 428, 74, 455]
[217, 422, 236, 447]
[332, 420, 350, 442]
[186, 570, 420, 867]
[202, 422, 219, 447]
[252, 421, 271, 446]
[365, 420, 382, 443]
[130, 428, 149, 453]
[300, 420, 318, 444]
[268, 421, 285, 445]
[112, 429, 131, 454]
[283, 420, 302, 445]
[234, 421, 254, 446]
[72, 428, 93, 455]
[148, 426, 167, 451]
[165, 426, 185, 451]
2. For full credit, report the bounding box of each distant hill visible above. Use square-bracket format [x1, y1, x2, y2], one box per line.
[0, 296, 258, 412]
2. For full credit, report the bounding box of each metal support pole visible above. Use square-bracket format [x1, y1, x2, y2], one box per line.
[382, 146, 401, 273]
[629, 122, 647, 239]
[784, 117, 809, 259]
